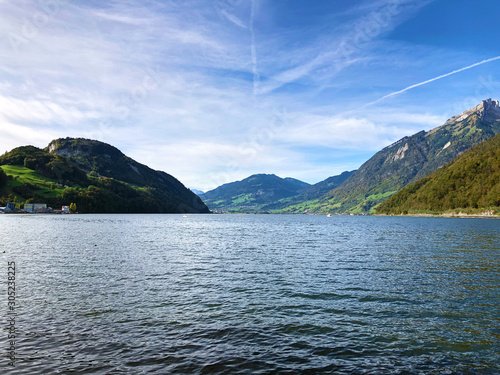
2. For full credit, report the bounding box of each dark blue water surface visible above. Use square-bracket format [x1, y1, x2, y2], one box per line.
[0, 214, 498, 374]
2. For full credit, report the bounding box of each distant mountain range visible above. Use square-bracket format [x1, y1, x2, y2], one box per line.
[200, 171, 355, 212]
[201, 174, 310, 212]
[190, 188, 205, 196]
[0, 138, 209, 213]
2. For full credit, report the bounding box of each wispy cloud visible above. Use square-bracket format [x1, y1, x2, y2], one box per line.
[256, 0, 434, 95]
[220, 9, 247, 29]
[275, 114, 419, 151]
[92, 11, 151, 26]
[0, 0, 497, 189]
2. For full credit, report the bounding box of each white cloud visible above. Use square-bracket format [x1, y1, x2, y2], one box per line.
[0, 94, 103, 125]
[0, 121, 62, 152]
[127, 139, 304, 191]
[276, 116, 401, 150]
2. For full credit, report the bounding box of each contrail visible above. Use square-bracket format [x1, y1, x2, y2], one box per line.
[364, 55, 500, 107]
[250, 0, 259, 96]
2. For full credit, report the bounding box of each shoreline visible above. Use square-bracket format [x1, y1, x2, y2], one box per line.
[376, 212, 500, 219]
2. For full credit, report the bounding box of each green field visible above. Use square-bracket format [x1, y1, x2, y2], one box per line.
[0, 165, 66, 199]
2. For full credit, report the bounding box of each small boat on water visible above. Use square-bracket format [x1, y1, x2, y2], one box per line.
[326, 214, 331, 217]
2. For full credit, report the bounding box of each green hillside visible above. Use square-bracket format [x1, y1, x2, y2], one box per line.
[284, 99, 500, 214]
[286, 171, 355, 202]
[0, 165, 66, 200]
[201, 174, 310, 212]
[202, 171, 355, 213]
[273, 170, 355, 212]
[0, 139, 209, 213]
[47, 138, 205, 208]
[376, 134, 500, 216]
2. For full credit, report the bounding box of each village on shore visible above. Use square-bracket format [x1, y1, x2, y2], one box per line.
[0, 202, 76, 214]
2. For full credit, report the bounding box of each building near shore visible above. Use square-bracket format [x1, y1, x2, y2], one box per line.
[24, 203, 48, 213]
[34, 203, 47, 211]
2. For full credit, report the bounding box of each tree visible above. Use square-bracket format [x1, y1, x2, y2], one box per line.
[0, 167, 7, 189]
[23, 157, 36, 170]
[69, 202, 77, 213]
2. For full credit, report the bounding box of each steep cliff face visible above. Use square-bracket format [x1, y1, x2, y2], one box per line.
[48, 138, 139, 180]
[291, 99, 500, 214]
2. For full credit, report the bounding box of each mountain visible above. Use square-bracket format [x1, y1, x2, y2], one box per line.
[296, 171, 355, 201]
[190, 188, 205, 196]
[284, 99, 500, 214]
[376, 133, 500, 215]
[0, 138, 210, 213]
[274, 170, 355, 212]
[201, 174, 310, 212]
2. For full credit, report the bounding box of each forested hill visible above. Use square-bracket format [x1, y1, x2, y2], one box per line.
[201, 171, 356, 212]
[376, 133, 500, 215]
[201, 174, 310, 212]
[0, 138, 209, 213]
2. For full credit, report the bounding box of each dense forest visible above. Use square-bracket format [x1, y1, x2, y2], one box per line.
[376, 134, 500, 215]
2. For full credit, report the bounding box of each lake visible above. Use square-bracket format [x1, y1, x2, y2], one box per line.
[0, 214, 498, 374]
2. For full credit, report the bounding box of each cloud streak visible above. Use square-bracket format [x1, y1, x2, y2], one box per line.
[365, 55, 500, 107]
[250, 0, 259, 95]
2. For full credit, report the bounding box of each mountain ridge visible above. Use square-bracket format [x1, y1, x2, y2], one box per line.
[201, 173, 311, 212]
[202, 171, 355, 212]
[281, 99, 500, 214]
[443, 98, 500, 125]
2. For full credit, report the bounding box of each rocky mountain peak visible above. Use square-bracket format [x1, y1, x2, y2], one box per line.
[47, 138, 124, 159]
[480, 98, 500, 123]
[445, 98, 500, 125]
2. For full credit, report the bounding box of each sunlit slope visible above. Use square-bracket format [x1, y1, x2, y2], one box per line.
[376, 133, 500, 215]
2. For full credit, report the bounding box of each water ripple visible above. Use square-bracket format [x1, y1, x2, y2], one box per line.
[0, 214, 498, 374]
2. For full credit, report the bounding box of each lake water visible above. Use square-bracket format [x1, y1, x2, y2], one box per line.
[0, 214, 498, 374]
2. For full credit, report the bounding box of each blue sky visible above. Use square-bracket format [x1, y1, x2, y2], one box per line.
[1, 0, 499, 191]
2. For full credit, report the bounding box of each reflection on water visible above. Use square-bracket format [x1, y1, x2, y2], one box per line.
[0, 214, 498, 374]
